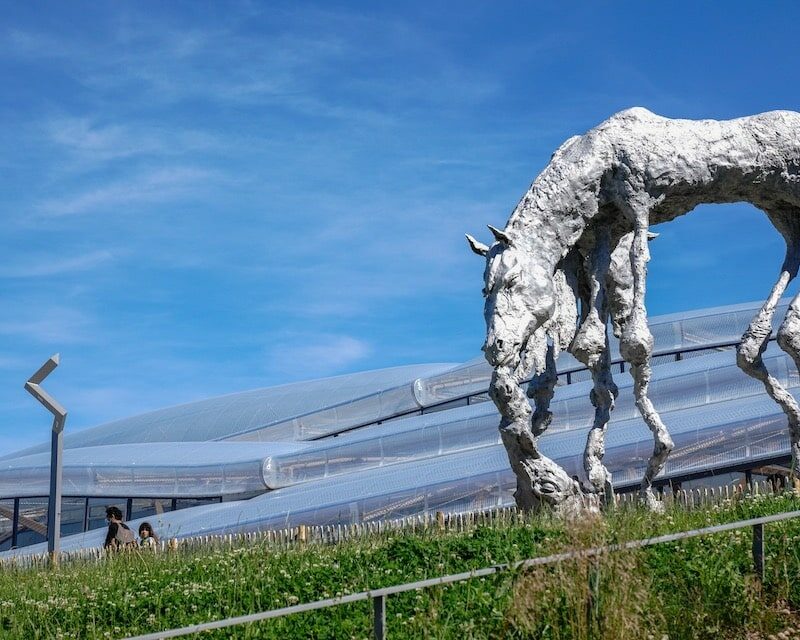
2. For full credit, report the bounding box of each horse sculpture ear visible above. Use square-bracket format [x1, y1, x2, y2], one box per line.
[488, 225, 512, 246]
[466, 234, 489, 257]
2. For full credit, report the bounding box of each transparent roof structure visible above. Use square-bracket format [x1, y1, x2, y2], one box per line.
[2, 363, 455, 460]
[1, 298, 798, 557]
[0, 442, 309, 498]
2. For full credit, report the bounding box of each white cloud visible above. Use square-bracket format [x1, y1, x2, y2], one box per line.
[251, 194, 497, 322]
[0, 307, 96, 344]
[5, 9, 500, 125]
[4, 28, 76, 59]
[267, 334, 372, 379]
[43, 117, 220, 163]
[0, 249, 114, 278]
[36, 166, 217, 216]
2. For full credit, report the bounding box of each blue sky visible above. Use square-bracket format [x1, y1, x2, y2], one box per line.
[1, 1, 798, 455]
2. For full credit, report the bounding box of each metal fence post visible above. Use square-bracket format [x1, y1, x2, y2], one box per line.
[752, 523, 765, 582]
[586, 558, 600, 634]
[11, 497, 19, 548]
[373, 594, 386, 640]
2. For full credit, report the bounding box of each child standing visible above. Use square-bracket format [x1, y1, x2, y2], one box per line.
[138, 522, 159, 549]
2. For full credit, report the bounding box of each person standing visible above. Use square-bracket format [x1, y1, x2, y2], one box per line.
[104, 506, 136, 549]
[138, 522, 159, 549]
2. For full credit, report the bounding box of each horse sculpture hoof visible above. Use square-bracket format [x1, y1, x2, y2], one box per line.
[640, 489, 665, 513]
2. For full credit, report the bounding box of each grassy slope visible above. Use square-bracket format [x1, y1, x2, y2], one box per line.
[2, 493, 800, 639]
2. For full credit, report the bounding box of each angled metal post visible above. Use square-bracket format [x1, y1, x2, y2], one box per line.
[24, 354, 66, 567]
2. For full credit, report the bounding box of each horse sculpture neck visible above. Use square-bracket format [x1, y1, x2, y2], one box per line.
[504, 107, 800, 270]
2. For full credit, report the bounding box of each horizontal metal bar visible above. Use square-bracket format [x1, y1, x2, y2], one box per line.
[518, 509, 800, 568]
[123, 590, 371, 639]
[121, 507, 800, 640]
[309, 337, 759, 441]
[542, 336, 766, 378]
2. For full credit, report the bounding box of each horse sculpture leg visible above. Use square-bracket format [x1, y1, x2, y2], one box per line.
[528, 250, 584, 438]
[777, 294, 800, 476]
[738, 239, 800, 478]
[619, 215, 672, 512]
[571, 229, 617, 504]
[492, 364, 584, 514]
[528, 343, 558, 437]
[584, 338, 616, 504]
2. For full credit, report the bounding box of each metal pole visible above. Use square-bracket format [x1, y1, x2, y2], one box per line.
[47, 415, 64, 563]
[373, 595, 386, 640]
[752, 523, 765, 582]
[11, 497, 19, 548]
[586, 560, 600, 634]
[24, 354, 66, 568]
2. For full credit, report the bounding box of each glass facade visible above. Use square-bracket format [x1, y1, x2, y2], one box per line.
[15, 498, 48, 548]
[130, 498, 174, 520]
[0, 499, 12, 552]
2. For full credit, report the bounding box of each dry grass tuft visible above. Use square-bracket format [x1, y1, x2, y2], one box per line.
[506, 516, 662, 640]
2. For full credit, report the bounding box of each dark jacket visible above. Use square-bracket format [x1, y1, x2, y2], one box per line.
[104, 521, 135, 548]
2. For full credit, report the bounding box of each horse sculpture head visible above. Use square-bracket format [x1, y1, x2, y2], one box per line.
[467, 225, 556, 371]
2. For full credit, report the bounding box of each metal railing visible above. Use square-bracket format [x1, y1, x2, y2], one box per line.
[123, 506, 800, 640]
[313, 336, 765, 441]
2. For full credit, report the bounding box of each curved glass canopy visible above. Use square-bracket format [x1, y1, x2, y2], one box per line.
[1, 363, 455, 460]
[0, 442, 309, 498]
[1, 298, 797, 557]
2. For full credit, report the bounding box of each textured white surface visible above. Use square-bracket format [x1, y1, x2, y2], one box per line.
[473, 107, 800, 512]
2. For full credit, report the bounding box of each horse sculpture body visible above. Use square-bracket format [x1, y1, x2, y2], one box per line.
[467, 107, 800, 514]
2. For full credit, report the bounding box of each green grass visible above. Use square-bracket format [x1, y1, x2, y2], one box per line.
[3, 492, 800, 639]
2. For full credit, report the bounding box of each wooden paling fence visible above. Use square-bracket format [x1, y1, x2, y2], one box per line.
[617, 476, 792, 508]
[1, 477, 795, 570]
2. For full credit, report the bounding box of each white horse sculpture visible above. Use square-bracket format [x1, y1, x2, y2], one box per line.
[467, 107, 800, 514]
